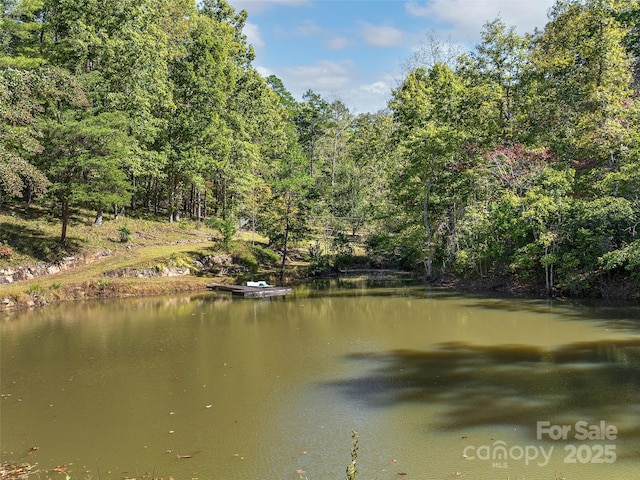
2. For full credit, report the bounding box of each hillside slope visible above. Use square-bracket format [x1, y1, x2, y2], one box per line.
[0, 206, 283, 311]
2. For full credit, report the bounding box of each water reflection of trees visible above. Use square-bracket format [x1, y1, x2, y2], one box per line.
[464, 296, 640, 333]
[328, 340, 640, 457]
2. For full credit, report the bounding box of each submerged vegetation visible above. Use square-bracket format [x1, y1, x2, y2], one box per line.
[1, 0, 640, 298]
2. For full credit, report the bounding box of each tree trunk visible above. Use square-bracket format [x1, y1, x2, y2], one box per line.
[169, 180, 175, 223]
[221, 179, 227, 220]
[203, 187, 208, 218]
[130, 175, 137, 211]
[153, 178, 159, 215]
[331, 133, 338, 190]
[61, 201, 70, 245]
[423, 255, 433, 280]
[196, 189, 202, 222]
[422, 193, 434, 280]
[251, 190, 256, 246]
[279, 198, 292, 284]
[544, 245, 553, 296]
[25, 185, 33, 207]
[144, 177, 151, 210]
[310, 136, 315, 176]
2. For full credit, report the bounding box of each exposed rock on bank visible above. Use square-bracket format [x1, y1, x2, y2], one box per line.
[194, 254, 249, 275]
[0, 250, 113, 285]
[103, 266, 191, 278]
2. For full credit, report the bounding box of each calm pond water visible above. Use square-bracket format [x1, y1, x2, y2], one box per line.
[2, 281, 640, 480]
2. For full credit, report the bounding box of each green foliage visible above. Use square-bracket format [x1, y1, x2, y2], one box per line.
[225, 241, 258, 273]
[206, 217, 236, 247]
[600, 239, 640, 274]
[307, 240, 330, 276]
[167, 252, 193, 270]
[331, 231, 354, 257]
[389, 63, 470, 278]
[118, 225, 131, 243]
[40, 110, 134, 243]
[362, 0, 640, 295]
[0, 68, 52, 202]
[338, 112, 397, 235]
[365, 227, 424, 270]
[530, 0, 636, 165]
[26, 283, 41, 293]
[0, 0, 47, 68]
[251, 244, 280, 265]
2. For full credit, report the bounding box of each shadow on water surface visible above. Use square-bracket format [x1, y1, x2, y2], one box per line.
[327, 339, 640, 456]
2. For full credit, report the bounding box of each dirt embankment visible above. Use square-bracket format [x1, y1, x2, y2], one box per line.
[0, 242, 232, 312]
[1, 276, 217, 311]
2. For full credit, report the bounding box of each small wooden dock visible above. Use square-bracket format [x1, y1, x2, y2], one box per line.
[207, 284, 292, 298]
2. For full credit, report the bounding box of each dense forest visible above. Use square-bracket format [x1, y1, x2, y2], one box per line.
[1, 0, 640, 296]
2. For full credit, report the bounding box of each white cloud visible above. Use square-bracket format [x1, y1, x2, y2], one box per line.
[405, 0, 556, 42]
[345, 79, 393, 114]
[256, 60, 384, 114]
[230, 0, 311, 14]
[273, 22, 349, 50]
[325, 35, 350, 50]
[361, 81, 389, 96]
[274, 19, 322, 38]
[255, 65, 275, 78]
[255, 61, 393, 114]
[243, 22, 265, 49]
[293, 19, 323, 37]
[281, 60, 357, 92]
[359, 21, 406, 47]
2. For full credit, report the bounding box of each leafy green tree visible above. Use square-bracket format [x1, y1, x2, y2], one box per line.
[266, 74, 297, 113]
[295, 89, 331, 177]
[259, 139, 312, 282]
[530, 0, 636, 170]
[615, 0, 640, 89]
[326, 99, 352, 192]
[516, 168, 574, 294]
[232, 69, 289, 236]
[389, 64, 470, 278]
[455, 145, 550, 277]
[40, 111, 133, 243]
[0, 0, 48, 68]
[0, 67, 51, 203]
[163, 5, 237, 222]
[335, 112, 396, 237]
[161, 0, 273, 225]
[457, 18, 531, 144]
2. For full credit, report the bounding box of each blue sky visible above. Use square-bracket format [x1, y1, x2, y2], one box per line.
[228, 0, 557, 113]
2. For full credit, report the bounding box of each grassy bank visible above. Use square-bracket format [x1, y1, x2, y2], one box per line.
[0, 205, 291, 311]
